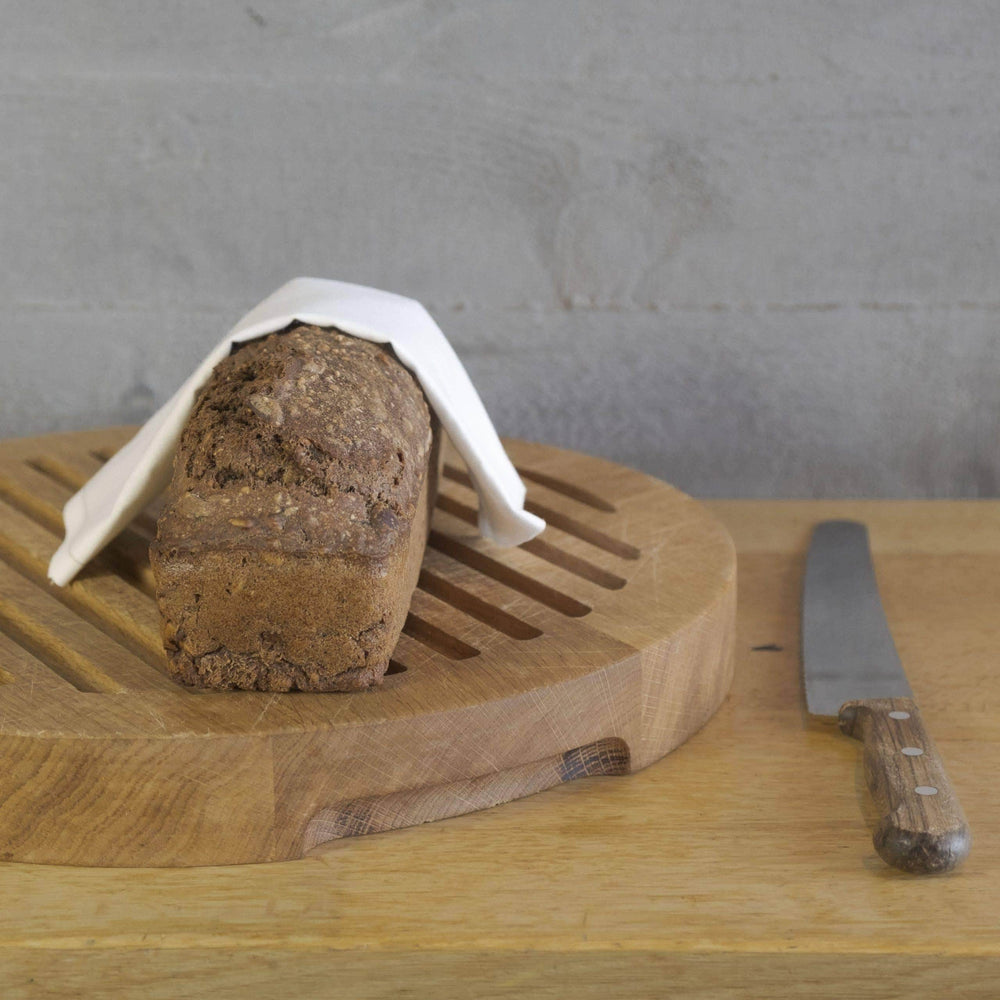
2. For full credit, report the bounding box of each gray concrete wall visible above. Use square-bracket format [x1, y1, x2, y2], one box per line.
[2, 1, 998, 497]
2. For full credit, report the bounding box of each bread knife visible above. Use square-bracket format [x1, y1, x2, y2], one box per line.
[802, 520, 970, 873]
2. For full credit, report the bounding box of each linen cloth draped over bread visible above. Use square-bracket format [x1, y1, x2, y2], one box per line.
[48, 277, 546, 586]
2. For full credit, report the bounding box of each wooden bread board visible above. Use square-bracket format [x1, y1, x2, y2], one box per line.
[0, 427, 735, 867]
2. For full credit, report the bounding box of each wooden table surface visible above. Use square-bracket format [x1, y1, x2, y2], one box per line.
[2, 499, 998, 998]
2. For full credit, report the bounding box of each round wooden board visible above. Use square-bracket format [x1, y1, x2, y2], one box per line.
[0, 428, 736, 867]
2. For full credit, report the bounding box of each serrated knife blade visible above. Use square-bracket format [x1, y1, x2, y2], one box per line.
[802, 520, 970, 874]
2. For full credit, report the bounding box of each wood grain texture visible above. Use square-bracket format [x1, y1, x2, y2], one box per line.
[839, 696, 971, 874]
[303, 737, 630, 848]
[0, 496, 997, 996]
[0, 427, 736, 866]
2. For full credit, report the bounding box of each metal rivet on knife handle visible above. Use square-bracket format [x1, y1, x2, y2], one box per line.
[838, 697, 971, 874]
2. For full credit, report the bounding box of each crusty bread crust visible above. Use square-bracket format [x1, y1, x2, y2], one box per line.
[149, 324, 437, 691]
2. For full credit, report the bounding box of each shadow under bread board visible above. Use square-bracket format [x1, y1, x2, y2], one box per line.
[0, 427, 735, 867]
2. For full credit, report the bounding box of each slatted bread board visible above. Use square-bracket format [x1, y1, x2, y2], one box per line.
[0, 427, 735, 867]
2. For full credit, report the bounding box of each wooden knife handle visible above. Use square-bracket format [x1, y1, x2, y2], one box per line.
[839, 697, 970, 874]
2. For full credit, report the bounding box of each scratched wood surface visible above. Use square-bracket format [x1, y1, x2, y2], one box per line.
[0, 427, 735, 867]
[0, 495, 997, 996]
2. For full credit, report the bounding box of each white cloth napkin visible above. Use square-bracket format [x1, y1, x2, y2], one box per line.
[48, 277, 545, 586]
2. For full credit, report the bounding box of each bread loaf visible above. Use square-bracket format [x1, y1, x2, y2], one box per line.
[149, 324, 440, 691]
